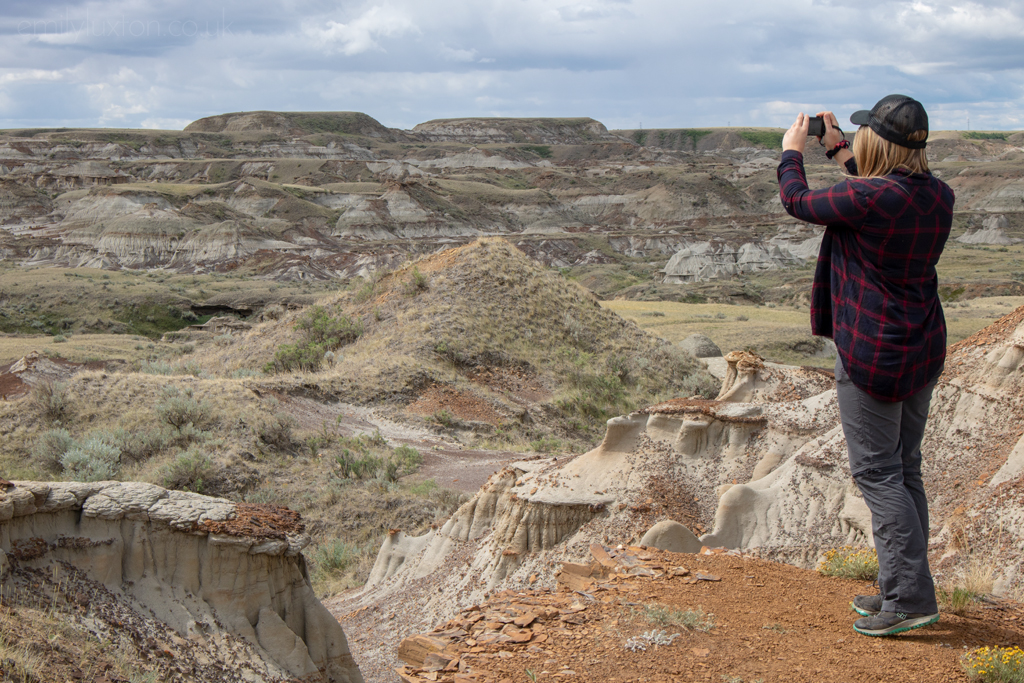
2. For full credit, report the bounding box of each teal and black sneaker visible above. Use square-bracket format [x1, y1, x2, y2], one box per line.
[851, 594, 882, 617]
[853, 611, 939, 637]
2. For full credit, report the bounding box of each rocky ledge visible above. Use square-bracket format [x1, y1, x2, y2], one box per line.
[0, 480, 363, 683]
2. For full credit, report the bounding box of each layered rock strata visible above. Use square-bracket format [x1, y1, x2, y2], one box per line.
[0, 481, 362, 683]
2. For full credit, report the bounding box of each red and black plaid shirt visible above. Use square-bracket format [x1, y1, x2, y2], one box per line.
[777, 150, 954, 402]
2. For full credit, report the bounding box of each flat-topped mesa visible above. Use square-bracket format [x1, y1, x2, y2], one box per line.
[184, 110, 399, 141]
[0, 481, 363, 683]
[410, 117, 621, 145]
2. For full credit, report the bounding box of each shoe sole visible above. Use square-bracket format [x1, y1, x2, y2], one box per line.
[853, 614, 940, 637]
[850, 602, 878, 617]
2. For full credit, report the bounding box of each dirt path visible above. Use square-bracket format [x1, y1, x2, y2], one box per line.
[280, 396, 521, 493]
[391, 547, 1024, 683]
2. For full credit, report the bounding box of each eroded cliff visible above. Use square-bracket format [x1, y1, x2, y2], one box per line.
[0, 481, 362, 683]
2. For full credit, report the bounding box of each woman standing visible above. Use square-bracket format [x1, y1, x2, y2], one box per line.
[777, 95, 954, 636]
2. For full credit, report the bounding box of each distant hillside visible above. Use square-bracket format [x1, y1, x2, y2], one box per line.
[412, 117, 621, 144]
[184, 110, 399, 140]
[204, 237, 717, 440]
[612, 127, 787, 151]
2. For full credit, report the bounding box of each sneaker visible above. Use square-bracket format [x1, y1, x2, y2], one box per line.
[853, 611, 939, 637]
[851, 594, 882, 617]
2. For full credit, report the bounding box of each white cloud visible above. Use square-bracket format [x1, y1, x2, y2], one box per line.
[0, 69, 66, 84]
[1, 0, 1024, 130]
[439, 44, 477, 62]
[306, 5, 418, 56]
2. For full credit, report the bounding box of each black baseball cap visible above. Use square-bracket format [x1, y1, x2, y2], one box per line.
[850, 94, 929, 149]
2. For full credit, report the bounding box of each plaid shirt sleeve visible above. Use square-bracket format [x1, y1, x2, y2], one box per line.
[776, 150, 953, 402]
[777, 151, 867, 227]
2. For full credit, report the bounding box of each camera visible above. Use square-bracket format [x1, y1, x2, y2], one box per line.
[807, 117, 826, 138]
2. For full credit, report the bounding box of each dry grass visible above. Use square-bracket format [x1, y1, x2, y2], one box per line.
[605, 295, 1024, 367]
[0, 263, 327, 339]
[197, 238, 717, 441]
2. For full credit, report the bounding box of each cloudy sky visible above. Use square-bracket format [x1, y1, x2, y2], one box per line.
[1, 0, 1022, 131]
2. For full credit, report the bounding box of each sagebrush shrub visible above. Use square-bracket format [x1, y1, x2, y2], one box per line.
[266, 305, 363, 373]
[60, 436, 121, 482]
[257, 413, 298, 452]
[393, 445, 422, 475]
[31, 381, 74, 424]
[161, 448, 217, 494]
[32, 428, 76, 473]
[111, 428, 166, 464]
[156, 387, 216, 431]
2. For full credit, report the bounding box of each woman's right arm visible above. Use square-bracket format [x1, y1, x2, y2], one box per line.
[777, 151, 867, 226]
[778, 113, 867, 226]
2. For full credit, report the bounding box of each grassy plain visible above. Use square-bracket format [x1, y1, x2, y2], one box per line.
[606, 296, 1024, 366]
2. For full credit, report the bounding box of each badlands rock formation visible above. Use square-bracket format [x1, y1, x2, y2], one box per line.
[0, 113, 1019, 283]
[956, 214, 1020, 245]
[0, 480, 362, 683]
[662, 239, 810, 283]
[340, 307, 1024, 671]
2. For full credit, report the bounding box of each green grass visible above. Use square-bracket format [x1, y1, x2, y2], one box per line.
[963, 132, 1009, 141]
[739, 130, 785, 148]
[680, 129, 713, 148]
[0, 265, 327, 339]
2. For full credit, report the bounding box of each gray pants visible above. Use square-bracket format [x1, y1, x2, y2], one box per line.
[836, 358, 939, 615]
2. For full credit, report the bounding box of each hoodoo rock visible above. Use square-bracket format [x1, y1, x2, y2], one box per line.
[0, 481, 362, 683]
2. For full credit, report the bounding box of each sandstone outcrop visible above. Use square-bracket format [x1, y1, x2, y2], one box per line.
[956, 214, 1018, 245]
[0, 481, 362, 683]
[662, 240, 807, 283]
[677, 333, 722, 358]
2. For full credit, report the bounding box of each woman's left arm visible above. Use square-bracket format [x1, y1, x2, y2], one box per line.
[778, 113, 867, 227]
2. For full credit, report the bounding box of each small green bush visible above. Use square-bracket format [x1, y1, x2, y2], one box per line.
[156, 387, 216, 431]
[266, 306, 364, 373]
[60, 436, 121, 482]
[335, 450, 382, 479]
[32, 428, 76, 473]
[266, 341, 328, 373]
[409, 266, 425, 294]
[431, 409, 457, 428]
[161, 448, 217, 494]
[393, 445, 423, 475]
[530, 436, 562, 453]
[257, 413, 298, 452]
[52, 334, 67, 343]
[681, 372, 721, 399]
[295, 305, 363, 348]
[111, 428, 166, 464]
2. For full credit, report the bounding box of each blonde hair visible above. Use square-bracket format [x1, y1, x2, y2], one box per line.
[852, 126, 929, 178]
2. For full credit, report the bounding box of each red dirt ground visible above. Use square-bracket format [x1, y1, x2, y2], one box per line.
[407, 385, 506, 425]
[395, 546, 1024, 683]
